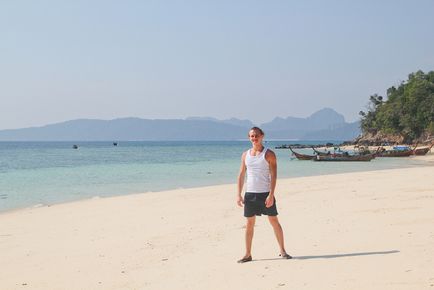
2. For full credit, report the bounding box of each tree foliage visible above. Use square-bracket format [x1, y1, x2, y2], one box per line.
[359, 70, 434, 142]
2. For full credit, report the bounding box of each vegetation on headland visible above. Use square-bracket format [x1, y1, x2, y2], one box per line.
[357, 70, 434, 144]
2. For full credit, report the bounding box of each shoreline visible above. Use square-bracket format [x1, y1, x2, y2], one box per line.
[1, 153, 432, 214]
[1, 157, 434, 289]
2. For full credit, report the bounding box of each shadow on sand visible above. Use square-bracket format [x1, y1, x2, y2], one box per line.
[254, 250, 399, 262]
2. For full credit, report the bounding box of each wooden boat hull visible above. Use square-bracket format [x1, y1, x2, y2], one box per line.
[289, 146, 315, 160]
[293, 151, 315, 160]
[377, 150, 413, 157]
[313, 154, 375, 161]
[413, 144, 433, 155]
[413, 148, 430, 155]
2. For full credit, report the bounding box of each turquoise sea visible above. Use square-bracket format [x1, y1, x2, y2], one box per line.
[0, 141, 429, 212]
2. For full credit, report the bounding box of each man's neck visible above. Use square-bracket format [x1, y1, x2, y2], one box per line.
[252, 144, 264, 152]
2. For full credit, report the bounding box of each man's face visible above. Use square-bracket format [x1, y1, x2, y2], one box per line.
[249, 130, 263, 145]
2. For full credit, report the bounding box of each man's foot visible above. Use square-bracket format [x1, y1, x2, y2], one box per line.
[279, 253, 292, 259]
[237, 256, 252, 263]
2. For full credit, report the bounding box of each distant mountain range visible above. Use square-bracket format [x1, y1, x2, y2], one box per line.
[0, 108, 360, 141]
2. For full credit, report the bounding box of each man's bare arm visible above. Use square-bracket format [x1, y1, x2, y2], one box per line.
[265, 150, 277, 207]
[237, 152, 247, 207]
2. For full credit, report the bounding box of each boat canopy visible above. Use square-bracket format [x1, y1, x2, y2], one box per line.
[393, 146, 411, 151]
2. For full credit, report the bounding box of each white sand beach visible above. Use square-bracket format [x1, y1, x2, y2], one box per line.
[1, 155, 433, 289]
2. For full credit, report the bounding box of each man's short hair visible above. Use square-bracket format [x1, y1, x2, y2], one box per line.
[249, 127, 264, 136]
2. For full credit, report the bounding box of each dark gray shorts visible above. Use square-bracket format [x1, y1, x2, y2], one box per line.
[244, 192, 278, 217]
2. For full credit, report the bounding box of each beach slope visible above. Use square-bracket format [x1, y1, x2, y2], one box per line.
[1, 164, 434, 289]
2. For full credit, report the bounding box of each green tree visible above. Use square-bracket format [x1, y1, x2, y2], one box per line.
[359, 70, 434, 142]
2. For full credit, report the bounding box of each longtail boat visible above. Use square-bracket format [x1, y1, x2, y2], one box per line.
[313, 153, 375, 162]
[412, 143, 433, 155]
[288, 146, 316, 160]
[377, 144, 417, 157]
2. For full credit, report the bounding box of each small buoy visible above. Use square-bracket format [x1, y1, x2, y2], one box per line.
[72, 145, 79, 149]
[113, 142, 118, 146]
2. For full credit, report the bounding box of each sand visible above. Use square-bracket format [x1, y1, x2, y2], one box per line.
[1, 155, 433, 289]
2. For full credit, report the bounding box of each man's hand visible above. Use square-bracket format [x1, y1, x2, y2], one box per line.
[237, 195, 244, 207]
[265, 195, 274, 208]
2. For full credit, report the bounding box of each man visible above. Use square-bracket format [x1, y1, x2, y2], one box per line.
[236, 127, 292, 263]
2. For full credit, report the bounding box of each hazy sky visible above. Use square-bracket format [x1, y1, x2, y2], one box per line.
[1, 0, 433, 130]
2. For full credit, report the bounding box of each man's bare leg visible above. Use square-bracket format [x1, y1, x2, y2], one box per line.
[244, 216, 256, 258]
[268, 216, 289, 256]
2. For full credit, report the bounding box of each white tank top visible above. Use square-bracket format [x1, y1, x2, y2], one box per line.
[245, 147, 271, 192]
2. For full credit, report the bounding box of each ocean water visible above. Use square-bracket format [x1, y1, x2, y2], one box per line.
[0, 141, 429, 212]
